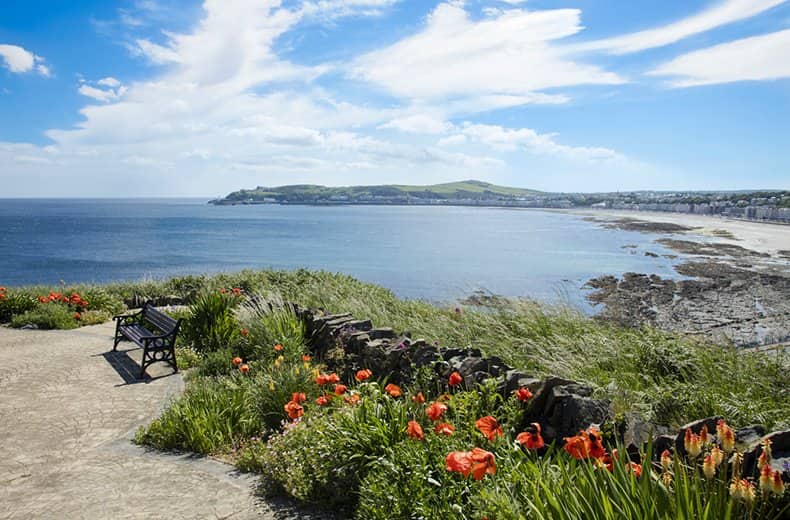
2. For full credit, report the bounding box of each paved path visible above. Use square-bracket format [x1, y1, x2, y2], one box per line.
[0, 322, 312, 520]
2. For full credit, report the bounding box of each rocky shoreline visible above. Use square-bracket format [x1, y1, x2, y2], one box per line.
[583, 216, 790, 347]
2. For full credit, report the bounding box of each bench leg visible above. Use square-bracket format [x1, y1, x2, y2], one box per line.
[139, 347, 150, 379]
[113, 321, 122, 351]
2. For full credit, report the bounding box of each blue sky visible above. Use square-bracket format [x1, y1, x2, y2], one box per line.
[0, 0, 788, 197]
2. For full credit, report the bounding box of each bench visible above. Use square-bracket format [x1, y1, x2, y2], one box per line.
[113, 303, 182, 378]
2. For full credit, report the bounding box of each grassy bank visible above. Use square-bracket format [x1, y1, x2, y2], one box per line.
[2, 269, 787, 429]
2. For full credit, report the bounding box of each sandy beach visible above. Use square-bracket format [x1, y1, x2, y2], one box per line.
[565, 209, 790, 259]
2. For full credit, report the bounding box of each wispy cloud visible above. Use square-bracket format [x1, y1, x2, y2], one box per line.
[575, 0, 786, 55]
[649, 29, 790, 87]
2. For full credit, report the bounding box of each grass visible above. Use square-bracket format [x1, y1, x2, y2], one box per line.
[4, 269, 788, 429]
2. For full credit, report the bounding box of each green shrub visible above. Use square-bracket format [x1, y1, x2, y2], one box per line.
[10, 303, 79, 330]
[195, 348, 237, 378]
[78, 287, 125, 315]
[251, 360, 318, 431]
[181, 291, 242, 353]
[135, 375, 261, 454]
[175, 346, 202, 370]
[0, 291, 37, 323]
[237, 298, 307, 362]
[78, 309, 112, 325]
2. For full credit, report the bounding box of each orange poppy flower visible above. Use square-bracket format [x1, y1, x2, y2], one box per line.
[407, 420, 425, 441]
[38, 296, 48, 303]
[240, 328, 248, 336]
[564, 427, 605, 460]
[385, 383, 402, 398]
[284, 400, 303, 420]
[514, 387, 533, 402]
[446, 451, 473, 477]
[434, 422, 455, 436]
[232, 357, 243, 366]
[73, 312, 81, 320]
[586, 428, 606, 459]
[80, 300, 89, 307]
[344, 393, 361, 405]
[426, 401, 448, 421]
[411, 391, 425, 404]
[315, 395, 331, 406]
[334, 384, 348, 396]
[239, 364, 250, 374]
[315, 373, 329, 385]
[516, 423, 545, 450]
[627, 462, 643, 478]
[0, 287, 6, 292]
[291, 392, 307, 404]
[470, 448, 496, 480]
[232, 287, 242, 295]
[564, 434, 588, 459]
[475, 416, 503, 442]
[448, 371, 463, 387]
[355, 369, 372, 382]
[326, 373, 340, 384]
[274, 344, 283, 352]
[301, 354, 311, 362]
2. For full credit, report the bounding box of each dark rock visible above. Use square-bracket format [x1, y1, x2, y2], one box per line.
[368, 328, 396, 340]
[619, 413, 669, 451]
[735, 425, 767, 452]
[674, 416, 723, 457]
[346, 319, 372, 332]
[545, 391, 612, 441]
[652, 435, 676, 460]
[525, 377, 576, 418]
[742, 430, 790, 479]
[458, 357, 488, 379]
[503, 370, 540, 395]
[412, 345, 441, 368]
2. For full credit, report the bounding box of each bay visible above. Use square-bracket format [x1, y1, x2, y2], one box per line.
[0, 199, 686, 311]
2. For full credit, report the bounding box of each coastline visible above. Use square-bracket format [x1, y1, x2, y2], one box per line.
[560, 208, 790, 259]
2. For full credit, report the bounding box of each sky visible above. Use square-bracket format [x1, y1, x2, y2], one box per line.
[0, 0, 788, 197]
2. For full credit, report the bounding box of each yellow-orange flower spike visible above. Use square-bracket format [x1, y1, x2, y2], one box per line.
[661, 450, 672, 472]
[710, 446, 724, 467]
[760, 465, 773, 494]
[703, 455, 716, 480]
[771, 470, 786, 496]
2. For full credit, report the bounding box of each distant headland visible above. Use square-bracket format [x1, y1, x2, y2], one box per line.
[210, 180, 790, 223]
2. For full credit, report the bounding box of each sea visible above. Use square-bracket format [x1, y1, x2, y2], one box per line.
[0, 199, 687, 312]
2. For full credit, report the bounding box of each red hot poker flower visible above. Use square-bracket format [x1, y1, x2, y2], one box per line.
[355, 369, 372, 382]
[448, 371, 463, 387]
[514, 387, 533, 402]
[475, 416, 503, 442]
[426, 401, 448, 422]
[385, 383, 402, 398]
[407, 420, 424, 441]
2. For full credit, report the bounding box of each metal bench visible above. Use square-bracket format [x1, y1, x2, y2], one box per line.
[113, 303, 181, 378]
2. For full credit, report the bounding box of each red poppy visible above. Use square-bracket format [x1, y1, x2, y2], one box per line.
[239, 364, 250, 374]
[80, 300, 89, 307]
[385, 383, 402, 398]
[344, 393, 361, 405]
[445, 451, 473, 477]
[326, 373, 340, 384]
[470, 448, 496, 480]
[412, 392, 425, 404]
[315, 395, 331, 406]
[274, 344, 284, 352]
[475, 416, 503, 442]
[219, 288, 227, 294]
[240, 328, 248, 336]
[73, 312, 81, 320]
[232, 357, 243, 366]
[316, 373, 329, 385]
[232, 287, 242, 295]
[564, 427, 605, 460]
[434, 422, 455, 436]
[564, 435, 588, 459]
[355, 369, 372, 382]
[291, 392, 307, 404]
[334, 384, 348, 396]
[516, 423, 545, 450]
[284, 400, 303, 420]
[0, 287, 6, 292]
[407, 420, 425, 441]
[426, 401, 448, 421]
[448, 371, 463, 387]
[586, 428, 606, 459]
[38, 296, 48, 303]
[627, 462, 643, 478]
[514, 387, 533, 402]
[301, 354, 311, 362]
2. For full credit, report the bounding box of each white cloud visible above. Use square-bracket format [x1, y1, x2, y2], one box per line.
[350, 2, 623, 100]
[78, 82, 128, 102]
[97, 77, 122, 87]
[379, 114, 454, 134]
[576, 0, 786, 55]
[446, 123, 624, 162]
[0, 44, 50, 76]
[649, 29, 790, 87]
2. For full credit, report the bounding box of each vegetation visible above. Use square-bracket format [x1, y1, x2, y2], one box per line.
[215, 179, 542, 204]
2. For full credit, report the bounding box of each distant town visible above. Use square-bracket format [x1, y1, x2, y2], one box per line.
[211, 180, 790, 223]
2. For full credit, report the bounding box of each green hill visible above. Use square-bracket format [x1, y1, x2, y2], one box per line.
[213, 180, 542, 204]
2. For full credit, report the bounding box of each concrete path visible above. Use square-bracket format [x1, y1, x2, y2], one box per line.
[0, 322, 321, 520]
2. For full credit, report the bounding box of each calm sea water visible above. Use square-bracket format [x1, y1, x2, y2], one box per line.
[0, 199, 686, 311]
